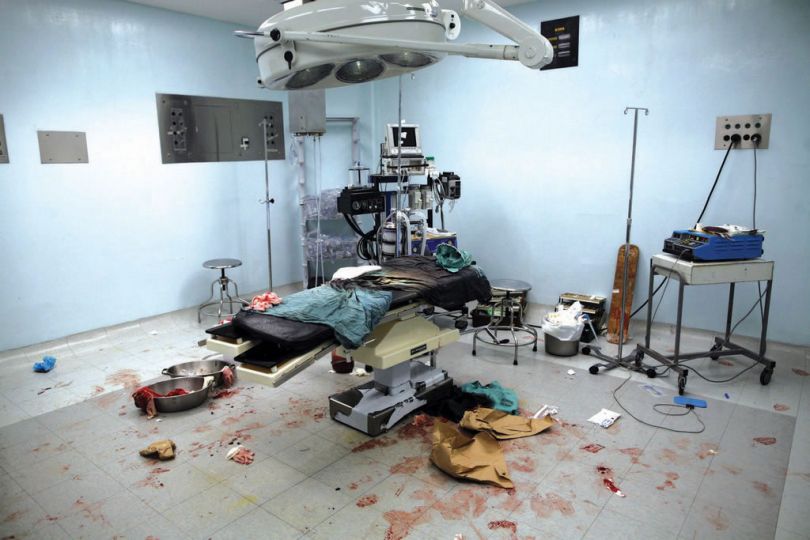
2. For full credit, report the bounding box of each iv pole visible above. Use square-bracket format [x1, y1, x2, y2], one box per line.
[586, 106, 654, 376]
[260, 118, 275, 291]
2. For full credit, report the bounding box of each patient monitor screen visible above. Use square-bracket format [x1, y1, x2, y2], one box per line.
[387, 125, 421, 156]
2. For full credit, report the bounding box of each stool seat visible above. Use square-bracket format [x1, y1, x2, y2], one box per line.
[203, 258, 242, 270]
[472, 278, 537, 365]
[490, 279, 532, 294]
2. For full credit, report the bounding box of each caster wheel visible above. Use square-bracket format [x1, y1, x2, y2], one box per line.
[365, 365, 373, 373]
[582, 346, 591, 356]
[589, 365, 600, 375]
[472, 350, 477, 357]
[709, 343, 722, 360]
[646, 368, 657, 379]
[532, 345, 537, 352]
[710, 354, 720, 360]
[760, 369, 773, 386]
[455, 320, 468, 330]
[677, 375, 686, 395]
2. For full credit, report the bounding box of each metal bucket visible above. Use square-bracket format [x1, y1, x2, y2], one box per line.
[544, 334, 579, 357]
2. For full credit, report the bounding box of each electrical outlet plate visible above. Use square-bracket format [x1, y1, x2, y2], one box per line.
[37, 131, 89, 163]
[0, 114, 8, 164]
[715, 113, 771, 150]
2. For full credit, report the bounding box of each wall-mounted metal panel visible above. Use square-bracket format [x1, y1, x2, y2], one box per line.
[0, 115, 8, 164]
[289, 90, 326, 135]
[156, 93, 285, 164]
[715, 113, 771, 150]
[37, 131, 89, 164]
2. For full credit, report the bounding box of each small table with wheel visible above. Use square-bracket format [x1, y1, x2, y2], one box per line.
[636, 253, 775, 395]
[472, 279, 538, 365]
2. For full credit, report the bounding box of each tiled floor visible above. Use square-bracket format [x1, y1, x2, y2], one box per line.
[0, 301, 808, 539]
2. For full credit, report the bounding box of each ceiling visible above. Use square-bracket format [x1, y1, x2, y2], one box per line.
[126, 0, 529, 27]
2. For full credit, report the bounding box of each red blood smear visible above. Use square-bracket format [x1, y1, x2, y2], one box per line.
[581, 443, 605, 454]
[773, 404, 790, 411]
[165, 389, 188, 397]
[792, 368, 809, 377]
[352, 438, 397, 453]
[213, 389, 238, 399]
[488, 520, 517, 533]
[753, 437, 776, 446]
[603, 478, 625, 496]
[356, 494, 379, 508]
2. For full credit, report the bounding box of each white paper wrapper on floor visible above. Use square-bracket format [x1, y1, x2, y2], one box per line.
[588, 408, 621, 428]
[541, 301, 586, 341]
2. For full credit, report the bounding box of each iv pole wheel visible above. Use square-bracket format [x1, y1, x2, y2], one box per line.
[677, 374, 687, 395]
[581, 346, 591, 356]
[760, 368, 773, 386]
[645, 367, 657, 379]
[589, 364, 600, 375]
[709, 342, 722, 360]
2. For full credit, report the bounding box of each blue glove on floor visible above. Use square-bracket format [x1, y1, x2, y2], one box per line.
[33, 355, 56, 373]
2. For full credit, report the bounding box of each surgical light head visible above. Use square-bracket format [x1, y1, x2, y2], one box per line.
[237, 0, 553, 91]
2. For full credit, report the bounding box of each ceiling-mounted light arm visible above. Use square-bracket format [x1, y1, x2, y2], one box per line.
[459, 0, 552, 68]
[279, 30, 520, 62]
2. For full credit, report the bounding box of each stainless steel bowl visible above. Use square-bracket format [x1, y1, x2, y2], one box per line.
[145, 376, 214, 413]
[162, 359, 236, 386]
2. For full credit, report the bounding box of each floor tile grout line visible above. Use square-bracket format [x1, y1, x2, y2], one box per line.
[672, 397, 739, 539]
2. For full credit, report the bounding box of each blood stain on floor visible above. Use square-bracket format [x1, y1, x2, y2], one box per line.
[390, 457, 424, 475]
[596, 465, 625, 497]
[356, 494, 379, 508]
[382, 507, 429, 540]
[619, 447, 643, 464]
[718, 359, 735, 367]
[751, 481, 771, 495]
[705, 507, 729, 531]
[531, 493, 575, 517]
[213, 389, 239, 399]
[352, 437, 397, 453]
[581, 443, 605, 454]
[696, 443, 719, 459]
[432, 489, 488, 520]
[348, 475, 373, 490]
[105, 369, 141, 389]
[488, 520, 517, 533]
[773, 404, 790, 411]
[660, 448, 682, 464]
[656, 472, 679, 490]
[73, 497, 110, 526]
[135, 467, 171, 488]
[753, 437, 776, 446]
[508, 456, 536, 473]
[723, 465, 742, 475]
[792, 368, 809, 377]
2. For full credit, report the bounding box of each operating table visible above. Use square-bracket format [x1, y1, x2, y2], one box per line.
[205, 262, 490, 436]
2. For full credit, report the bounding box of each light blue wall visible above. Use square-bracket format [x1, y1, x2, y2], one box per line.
[371, 0, 810, 345]
[0, 0, 374, 349]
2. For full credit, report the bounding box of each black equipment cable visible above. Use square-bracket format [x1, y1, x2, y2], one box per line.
[611, 373, 705, 434]
[695, 139, 736, 226]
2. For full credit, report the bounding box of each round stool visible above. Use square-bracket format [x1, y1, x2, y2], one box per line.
[472, 279, 538, 365]
[197, 258, 247, 323]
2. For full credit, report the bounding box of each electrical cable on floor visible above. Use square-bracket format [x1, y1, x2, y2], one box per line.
[611, 371, 705, 434]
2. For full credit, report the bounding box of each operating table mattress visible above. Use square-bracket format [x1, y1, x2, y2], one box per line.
[208, 258, 491, 358]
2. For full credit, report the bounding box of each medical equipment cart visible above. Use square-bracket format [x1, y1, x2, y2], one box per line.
[635, 253, 776, 395]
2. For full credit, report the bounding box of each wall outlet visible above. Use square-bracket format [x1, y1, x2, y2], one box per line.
[715, 113, 771, 150]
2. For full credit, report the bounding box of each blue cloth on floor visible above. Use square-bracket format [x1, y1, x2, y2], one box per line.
[33, 355, 56, 373]
[263, 285, 392, 349]
[460, 380, 518, 414]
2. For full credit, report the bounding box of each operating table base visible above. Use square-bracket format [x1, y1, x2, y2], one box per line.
[328, 360, 452, 436]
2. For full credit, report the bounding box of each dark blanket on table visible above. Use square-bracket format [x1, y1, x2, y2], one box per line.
[218, 257, 491, 353]
[340, 256, 491, 310]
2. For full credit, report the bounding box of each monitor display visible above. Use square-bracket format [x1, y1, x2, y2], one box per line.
[385, 124, 421, 156]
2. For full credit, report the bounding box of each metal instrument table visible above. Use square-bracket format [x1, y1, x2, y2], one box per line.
[472, 279, 538, 365]
[637, 254, 775, 394]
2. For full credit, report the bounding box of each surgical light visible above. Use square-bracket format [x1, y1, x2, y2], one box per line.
[236, 0, 554, 91]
